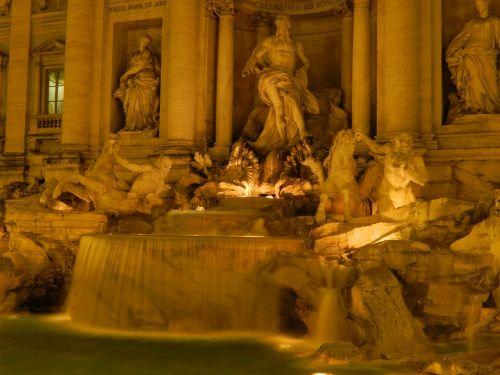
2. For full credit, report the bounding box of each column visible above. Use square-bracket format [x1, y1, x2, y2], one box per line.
[164, 0, 199, 147]
[62, 0, 94, 148]
[0, 55, 9, 129]
[377, 0, 419, 140]
[351, 0, 371, 136]
[4, 0, 31, 154]
[212, 1, 235, 157]
[341, 11, 353, 115]
[431, 0, 443, 134]
[196, 1, 217, 146]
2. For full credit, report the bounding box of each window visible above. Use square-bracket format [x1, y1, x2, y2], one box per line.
[46, 69, 64, 114]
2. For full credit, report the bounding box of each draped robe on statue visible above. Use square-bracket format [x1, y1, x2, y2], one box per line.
[446, 16, 500, 114]
[122, 52, 160, 131]
[253, 68, 319, 153]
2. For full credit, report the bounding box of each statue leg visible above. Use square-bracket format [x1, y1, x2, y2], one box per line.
[342, 189, 352, 222]
[284, 92, 306, 140]
[315, 193, 329, 224]
[52, 174, 93, 202]
[264, 85, 286, 142]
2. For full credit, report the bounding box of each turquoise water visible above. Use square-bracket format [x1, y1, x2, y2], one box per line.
[0, 316, 418, 375]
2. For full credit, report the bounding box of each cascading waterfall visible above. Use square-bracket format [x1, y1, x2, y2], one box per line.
[313, 260, 354, 343]
[68, 234, 308, 331]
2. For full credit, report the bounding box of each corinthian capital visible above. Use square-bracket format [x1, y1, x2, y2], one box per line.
[207, 0, 236, 18]
[0, 54, 8, 69]
[247, 11, 274, 30]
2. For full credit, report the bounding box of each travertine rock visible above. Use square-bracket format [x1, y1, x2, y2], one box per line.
[312, 341, 363, 361]
[0, 199, 109, 313]
[314, 221, 408, 253]
[350, 266, 431, 359]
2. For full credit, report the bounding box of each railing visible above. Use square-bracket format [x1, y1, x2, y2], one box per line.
[37, 115, 62, 129]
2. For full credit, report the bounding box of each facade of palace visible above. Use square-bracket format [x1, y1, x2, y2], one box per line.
[0, 0, 497, 199]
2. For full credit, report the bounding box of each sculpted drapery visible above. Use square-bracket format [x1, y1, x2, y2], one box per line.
[114, 34, 161, 131]
[446, 0, 500, 114]
[243, 14, 319, 154]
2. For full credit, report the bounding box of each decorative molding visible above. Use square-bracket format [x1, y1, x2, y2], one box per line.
[0, 18, 10, 38]
[0, 0, 10, 17]
[32, 39, 65, 56]
[31, 10, 66, 33]
[107, 0, 166, 14]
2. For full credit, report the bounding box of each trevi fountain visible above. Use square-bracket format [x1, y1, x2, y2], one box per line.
[0, 0, 499, 374]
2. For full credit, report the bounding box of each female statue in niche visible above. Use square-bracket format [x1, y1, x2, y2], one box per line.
[114, 34, 161, 132]
[446, 0, 500, 116]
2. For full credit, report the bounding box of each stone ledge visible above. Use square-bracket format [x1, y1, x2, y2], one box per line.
[4, 198, 108, 242]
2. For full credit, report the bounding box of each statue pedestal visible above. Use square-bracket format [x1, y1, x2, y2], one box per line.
[438, 115, 500, 149]
[209, 144, 231, 161]
[115, 131, 163, 159]
[452, 113, 500, 126]
[424, 115, 500, 200]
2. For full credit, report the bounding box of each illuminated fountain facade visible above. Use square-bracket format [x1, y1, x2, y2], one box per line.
[0, 0, 498, 369]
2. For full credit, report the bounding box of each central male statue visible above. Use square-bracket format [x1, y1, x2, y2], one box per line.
[243, 14, 319, 154]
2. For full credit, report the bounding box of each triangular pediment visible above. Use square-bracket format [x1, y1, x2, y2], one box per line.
[32, 39, 65, 55]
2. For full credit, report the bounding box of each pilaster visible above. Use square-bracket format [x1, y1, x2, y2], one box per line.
[341, 10, 353, 116]
[4, 0, 31, 155]
[211, 0, 236, 158]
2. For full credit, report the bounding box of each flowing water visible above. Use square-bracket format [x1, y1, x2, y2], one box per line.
[313, 261, 355, 343]
[69, 234, 309, 331]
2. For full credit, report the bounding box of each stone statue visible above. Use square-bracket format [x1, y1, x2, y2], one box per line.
[114, 34, 161, 132]
[112, 143, 172, 209]
[50, 140, 172, 215]
[242, 14, 319, 154]
[356, 132, 428, 213]
[446, 0, 500, 116]
[304, 130, 368, 223]
[51, 140, 136, 214]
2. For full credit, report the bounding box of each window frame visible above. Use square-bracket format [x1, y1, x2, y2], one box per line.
[41, 65, 64, 115]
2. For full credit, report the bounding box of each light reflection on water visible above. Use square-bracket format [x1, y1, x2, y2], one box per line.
[0, 315, 423, 375]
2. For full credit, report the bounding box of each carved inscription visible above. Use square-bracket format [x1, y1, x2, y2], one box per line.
[239, 0, 346, 14]
[108, 0, 166, 14]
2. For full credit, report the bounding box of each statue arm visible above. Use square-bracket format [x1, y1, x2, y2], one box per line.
[295, 42, 310, 72]
[120, 57, 148, 81]
[406, 156, 428, 186]
[154, 56, 161, 77]
[113, 146, 150, 174]
[446, 21, 472, 59]
[242, 42, 267, 77]
[355, 132, 389, 155]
